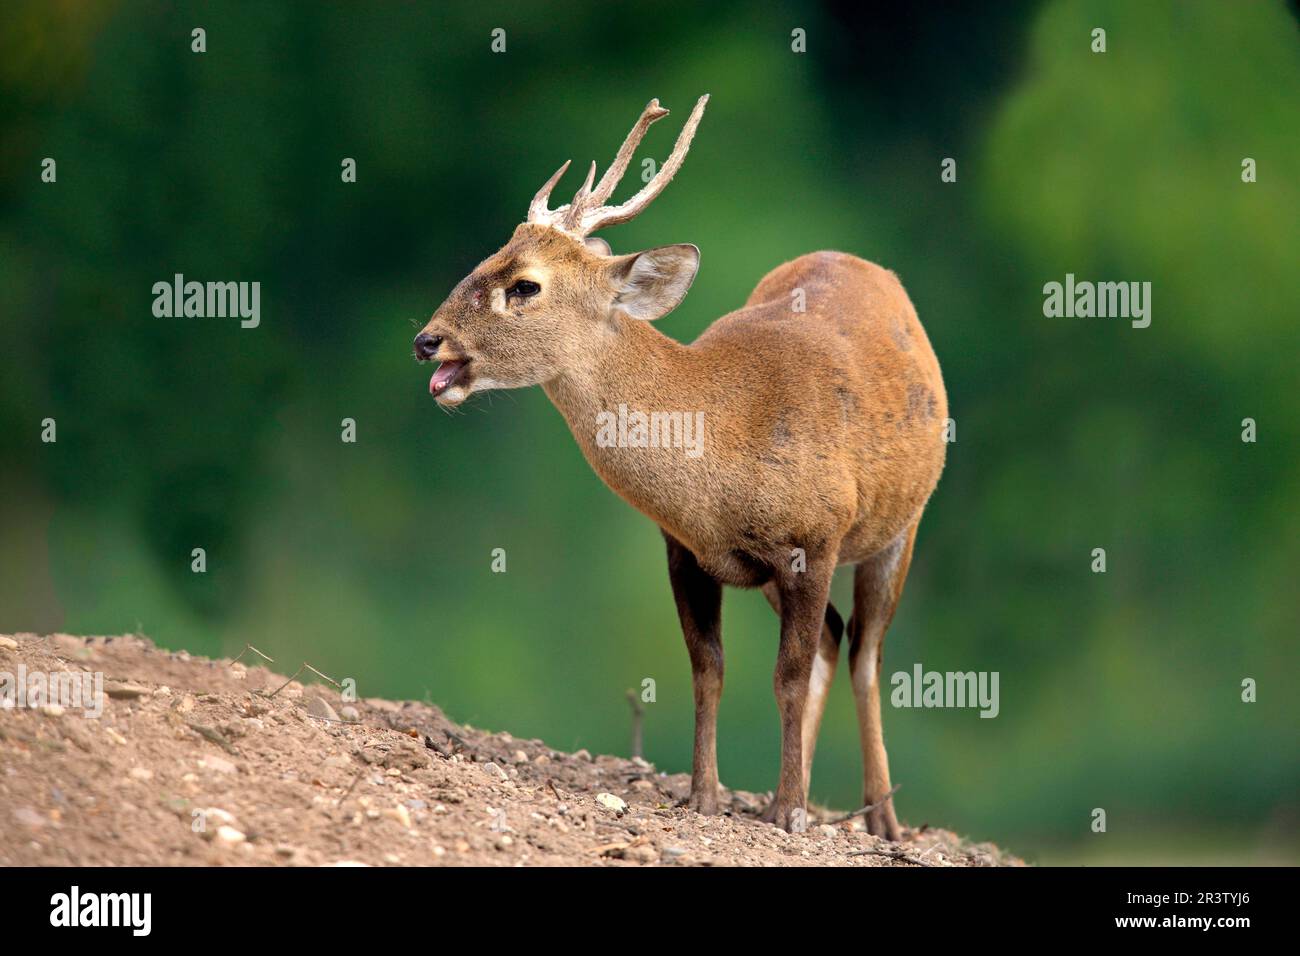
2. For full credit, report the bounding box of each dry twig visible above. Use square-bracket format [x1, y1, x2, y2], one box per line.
[825, 783, 901, 825]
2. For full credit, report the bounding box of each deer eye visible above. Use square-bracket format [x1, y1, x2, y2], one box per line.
[507, 279, 540, 299]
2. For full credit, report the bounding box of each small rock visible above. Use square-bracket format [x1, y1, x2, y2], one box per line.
[153, 686, 172, 697]
[817, 824, 838, 838]
[480, 762, 508, 780]
[105, 682, 149, 700]
[534, 754, 550, 766]
[382, 805, 412, 829]
[215, 825, 246, 846]
[595, 792, 628, 813]
[200, 808, 238, 828]
[41, 704, 65, 717]
[662, 846, 688, 860]
[198, 755, 237, 775]
[13, 807, 46, 828]
[513, 749, 528, 763]
[623, 843, 658, 863]
[573, 749, 593, 762]
[339, 705, 360, 722]
[305, 697, 340, 721]
[174, 695, 196, 715]
[0, 637, 18, 650]
[129, 767, 154, 782]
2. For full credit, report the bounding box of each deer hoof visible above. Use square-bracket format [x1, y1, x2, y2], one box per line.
[679, 789, 719, 816]
[767, 801, 808, 833]
[862, 801, 902, 842]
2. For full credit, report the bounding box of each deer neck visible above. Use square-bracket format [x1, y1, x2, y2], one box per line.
[542, 315, 703, 529]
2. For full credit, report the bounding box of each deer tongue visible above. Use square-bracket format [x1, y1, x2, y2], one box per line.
[429, 360, 467, 395]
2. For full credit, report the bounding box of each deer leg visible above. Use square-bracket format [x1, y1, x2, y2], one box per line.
[847, 524, 919, 842]
[767, 562, 836, 832]
[664, 532, 724, 815]
[761, 582, 844, 808]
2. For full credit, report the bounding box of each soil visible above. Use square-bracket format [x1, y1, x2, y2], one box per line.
[0, 633, 1020, 867]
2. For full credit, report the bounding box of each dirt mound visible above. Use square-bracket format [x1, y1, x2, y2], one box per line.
[0, 633, 1019, 866]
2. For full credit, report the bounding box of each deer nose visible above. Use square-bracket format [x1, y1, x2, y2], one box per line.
[413, 332, 442, 361]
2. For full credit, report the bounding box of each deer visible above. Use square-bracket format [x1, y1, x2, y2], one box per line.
[413, 95, 947, 835]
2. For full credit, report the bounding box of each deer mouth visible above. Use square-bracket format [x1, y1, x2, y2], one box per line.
[429, 358, 471, 398]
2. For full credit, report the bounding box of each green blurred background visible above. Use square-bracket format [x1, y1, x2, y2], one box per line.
[2, 1, 1297, 864]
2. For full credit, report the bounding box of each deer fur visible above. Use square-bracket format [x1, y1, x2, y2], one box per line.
[414, 97, 946, 835]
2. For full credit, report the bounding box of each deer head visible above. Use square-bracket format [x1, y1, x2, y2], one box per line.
[414, 95, 709, 406]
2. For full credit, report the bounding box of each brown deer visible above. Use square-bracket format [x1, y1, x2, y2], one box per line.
[413, 96, 947, 835]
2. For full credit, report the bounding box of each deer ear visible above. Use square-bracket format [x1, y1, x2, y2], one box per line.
[583, 237, 612, 257]
[607, 244, 700, 321]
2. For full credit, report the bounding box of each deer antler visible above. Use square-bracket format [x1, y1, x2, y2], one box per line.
[527, 95, 709, 238]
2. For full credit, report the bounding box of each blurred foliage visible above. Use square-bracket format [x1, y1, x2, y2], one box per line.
[1, 0, 1296, 862]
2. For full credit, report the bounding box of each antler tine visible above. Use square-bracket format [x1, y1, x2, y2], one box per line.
[561, 161, 598, 231]
[524, 96, 709, 236]
[580, 94, 709, 235]
[589, 98, 670, 206]
[527, 159, 572, 223]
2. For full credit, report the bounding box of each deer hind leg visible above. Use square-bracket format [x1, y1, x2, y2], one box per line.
[663, 532, 724, 815]
[847, 524, 919, 842]
[764, 561, 840, 832]
[761, 582, 843, 809]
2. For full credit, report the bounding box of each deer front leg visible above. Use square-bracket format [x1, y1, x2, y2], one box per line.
[769, 563, 835, 832]
[664, 532, 724, 815]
